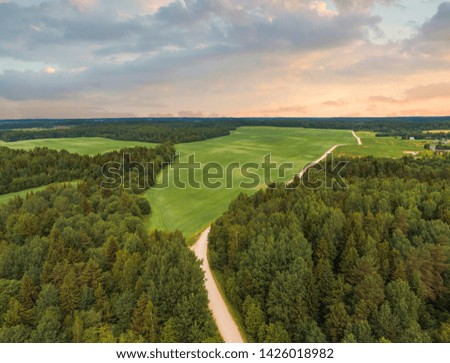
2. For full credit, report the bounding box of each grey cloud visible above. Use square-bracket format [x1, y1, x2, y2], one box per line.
[403, 2, 450, 56]
[333, 0, 397, 13]
[0, 0, 386, 101]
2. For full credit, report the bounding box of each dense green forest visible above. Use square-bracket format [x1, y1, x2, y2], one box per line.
[0, 143, 175, 195]
[0, 142, 220, 342]
[209, 156, 450, 343]
[0, 183, 220, 342]
[0, 117, 448, 143]
[0, 120, 238, 144]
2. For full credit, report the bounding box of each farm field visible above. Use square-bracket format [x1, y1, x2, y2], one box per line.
[0, 137, 158, 155]
[146, 127, 356, 239]
[0, 181, 80, 205]
[336, 131, 427, 158]
[0, 128, 429, 238]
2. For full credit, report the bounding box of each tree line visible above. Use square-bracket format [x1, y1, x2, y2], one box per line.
[208, 155, 450, 343]
[0, 143, 175, 195]
[0, 117, 448, 143]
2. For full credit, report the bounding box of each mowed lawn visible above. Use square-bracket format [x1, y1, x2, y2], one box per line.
[336, 131, 427, 158]
[0, 181, 80, 205]
[0, 137, 158, 155]
[146, 127, 356, 240]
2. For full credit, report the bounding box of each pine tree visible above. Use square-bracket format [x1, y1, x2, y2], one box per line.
[59, 269, 80, 315]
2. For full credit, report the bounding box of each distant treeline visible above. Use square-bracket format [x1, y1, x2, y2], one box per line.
[209, 155, 450, 343]
[0, 143, 175, 195]
[0, 117, 449, 143]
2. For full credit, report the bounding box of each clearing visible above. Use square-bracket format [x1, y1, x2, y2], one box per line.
[146, 127, 356, 239]
[0, 137, 157, 155]
[336, 131, 426, 158]
[0, 181, 80, 205]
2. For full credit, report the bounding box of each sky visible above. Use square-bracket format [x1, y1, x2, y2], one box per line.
[0, 0, 449, 119]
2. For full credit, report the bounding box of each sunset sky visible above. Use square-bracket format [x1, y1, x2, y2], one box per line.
[0, 0, 449, 119]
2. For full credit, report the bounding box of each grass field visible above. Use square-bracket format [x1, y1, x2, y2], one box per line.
[337, 131, 427, 158]
[146, 127, 356, 239]
[0, 181, 80, 205]
[0, 128, 428, 238]
[0, 137, 158, 155]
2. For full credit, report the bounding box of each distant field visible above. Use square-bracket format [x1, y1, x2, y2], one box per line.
[146, 127, 356, 239]
[0, 181, 80, 205]
[0, 129, 429, 238]
[0, 137, 158, 155]
[337, 132, 426, 158]
[424, 130, 450, 134]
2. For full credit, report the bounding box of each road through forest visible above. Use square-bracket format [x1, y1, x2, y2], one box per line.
[191, 143, 351, 342]
[191, 228, 244, 343]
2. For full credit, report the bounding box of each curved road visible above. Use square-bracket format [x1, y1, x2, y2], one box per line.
[288, 144, 343, 184]
[352, 130, 362, 145]
[192, 144, 348, 343]
[191, 227, 244, 343]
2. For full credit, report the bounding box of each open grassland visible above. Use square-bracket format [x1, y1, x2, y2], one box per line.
[0, 181, 80, 205]
[0, 137, 158, 155]
[146, 127, 356, 239]
[337, 131, 427, 158]
[1, 129, 425, 238]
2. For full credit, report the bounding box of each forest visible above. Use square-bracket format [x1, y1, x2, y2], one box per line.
[0, 117, 449, 143]
[0, 142, 221, 342]
[208, 155, 450, 343]
[0, 147, 220, 342]
[0, 143, 175, 195]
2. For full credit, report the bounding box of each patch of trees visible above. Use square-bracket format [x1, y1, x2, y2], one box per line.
[1, 117, 448, 143]
[209, 156, 450, 342]
[0, 121, 238, 144]
[436, 144, 450, 151]
[0, 183, 220, 342]
[0, 143, 175, 195]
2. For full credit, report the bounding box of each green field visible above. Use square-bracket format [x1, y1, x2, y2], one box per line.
[146, 127, 356, 239]
[0, 181, 80, 205]
[0, 128, 427, 239]
[337, 131, 426, 158]
[0, 137, 158, 155]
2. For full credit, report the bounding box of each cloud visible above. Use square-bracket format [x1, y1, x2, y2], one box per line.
[69, 0, 97, 12]
[249, 104, 308, 117]
[0, 0, 448, 117]
[333, 0, 397, 13]
[405, 1, 450, 56]
[0, 0, 382, 101]
[369, 82, 450, 104]
[405, 82, 450, 101]
[43, 66, 56, 74]
[177, 110, 204, 117]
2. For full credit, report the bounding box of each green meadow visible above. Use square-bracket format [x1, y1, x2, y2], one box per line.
[146, 127, 356, 239]
[0, 137, 157, 155]
[337, 131, 426, 158]
[0, 181, 80, 205]
[0, 128, 428, 239]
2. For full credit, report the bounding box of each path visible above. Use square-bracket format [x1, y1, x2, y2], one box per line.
[287, 144, 343, 184]
[352, 130, 362, 145]
[192, 143, 346, 342]
[191, 228, 244, 343]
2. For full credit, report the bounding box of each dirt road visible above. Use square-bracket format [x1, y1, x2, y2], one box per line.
[352, 130, 362, 145]
[191, 227, 244, 343]
[287, 144, 343, 184]
[192, 143, 347, 342]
